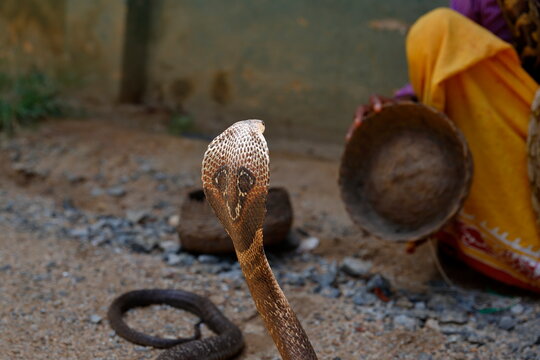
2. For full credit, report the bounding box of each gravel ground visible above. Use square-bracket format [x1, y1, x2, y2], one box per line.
[0, 117, 539, 360]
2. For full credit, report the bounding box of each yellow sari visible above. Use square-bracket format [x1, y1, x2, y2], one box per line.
[406, 8, 540, 290]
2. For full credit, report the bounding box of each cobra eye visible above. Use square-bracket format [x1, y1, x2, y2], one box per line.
[213, 165, 228, 193]
[237, 166, 255, 193]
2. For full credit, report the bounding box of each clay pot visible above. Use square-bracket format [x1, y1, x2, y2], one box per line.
[177, 187, 293, 253]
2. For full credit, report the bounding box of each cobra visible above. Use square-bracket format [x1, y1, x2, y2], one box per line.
[108, 120, 317, 359]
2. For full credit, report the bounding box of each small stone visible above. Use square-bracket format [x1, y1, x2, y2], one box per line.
[297, 236, 320, 252]
[70, 227, 89, 238]
[320, 287, 341, 298]
[510, 304, 524, 315]
[424, 318, 440, 331]
[168, 214, 180, 227]
[311, 264, 338, 288]
[90, 187, 104, 197]
[498, 315, 517, 331]
[466, 332, 487, 345]
[198, 254, 220, 264]
[445, 334, 462, 344]
[352, 289, 377, 306]
[159, 240, 181, 254]
[128, 236, 156, 253]
[153, 172, 168, 181]
[395, 297, 414, 309]
[126, 210, 150, 224]
[393, 314, 418, 330]
[340, 257, 372, 278]
[366, 274, 391, 296]
[139, 163, 154, 173]
[89, 314, 102, 324]
[414, 301, 426, 310]
[107, 186, 126, 197]
[438, 311, 468, 325]
[165, 253, 182, 266]
[174, 253, 196, 266]
[418, 353, 433, 360]
[283, 273, 305, 286]
[65, 172, 85, 183]
[156, 183, 168, 192]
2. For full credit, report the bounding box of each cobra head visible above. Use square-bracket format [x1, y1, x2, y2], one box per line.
[201, 120, 270, 252]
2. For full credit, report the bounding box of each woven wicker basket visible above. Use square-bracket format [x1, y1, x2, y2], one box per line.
[339, 102, 473, 242]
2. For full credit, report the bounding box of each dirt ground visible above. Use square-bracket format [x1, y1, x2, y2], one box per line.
[0, 111, 538, 360]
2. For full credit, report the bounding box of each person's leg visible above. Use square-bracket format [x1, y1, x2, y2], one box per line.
[406, 8, 540, 290]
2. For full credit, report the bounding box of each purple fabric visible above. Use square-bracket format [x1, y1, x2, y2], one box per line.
[450, 0, 513, 42]
[394, 0, 512, 98]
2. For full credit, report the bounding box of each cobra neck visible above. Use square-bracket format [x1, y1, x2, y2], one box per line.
[235, 231, 318, 360]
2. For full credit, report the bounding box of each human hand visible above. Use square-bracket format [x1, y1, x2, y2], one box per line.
[346, 94, 394, 141]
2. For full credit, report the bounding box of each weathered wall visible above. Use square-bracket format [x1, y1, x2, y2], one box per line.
[0, 0, 125, 102]
[0, 0, 448, 142]
[146, 0, 447, 143]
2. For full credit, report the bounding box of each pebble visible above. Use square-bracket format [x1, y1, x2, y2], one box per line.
[89, 314, 102, 324]
[352, 289, 377, 306]
[165, 253, 183, 266]
[126, 210, 150, 224]
[158, 240, 181, 254]
[438, 311, 468, 325]
[311, 264, 338, 288]
[198, 254, 221, 264]
[393, 314, 418, 330]
[283, 272, 306, 286]
[498, 315, 517, 331]
[340, 257, 372, 278]
[511, 304, 524, 315]
[366, 274, 391, 296]
[107, 186, 126, 197]
[90, 187, 104, 197]
[320, 287, 341, 298]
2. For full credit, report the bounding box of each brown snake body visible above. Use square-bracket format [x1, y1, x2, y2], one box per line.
[108, 120, 317, 359]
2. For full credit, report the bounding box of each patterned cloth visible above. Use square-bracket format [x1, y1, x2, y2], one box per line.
[406, 8, 540, 291]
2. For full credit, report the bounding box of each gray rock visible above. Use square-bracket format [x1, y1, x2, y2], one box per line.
[312, 271, 337, 288]
[107, 186, 126, 197]
[198, 254, 220, 264]
[498, 315, 517, 331]
[352, 289, 377, 306]
[393, 314, 418, 330]
[89, 314, 102, 324]
[164, 254, 181, 266]
[70, 227, 89, 239]
[511, 303, 525, 315]
[128, 236, 156, 253]
[126, 210, 150, 224]
[366, 274, 391, 296]
[283, 273, 306, 286]
[340, 257, 372, 278]
[438, 311, 468, 325]
[158, 240, 181, 254]
[90, 187, 104, 197]
[156, 183, 168, 192]
[176, 253, 196, 266]
[153, 172, 168, 181]
[320, 287, 341, 298]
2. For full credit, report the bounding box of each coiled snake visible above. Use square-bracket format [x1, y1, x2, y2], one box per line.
[108, 120, 318, 359]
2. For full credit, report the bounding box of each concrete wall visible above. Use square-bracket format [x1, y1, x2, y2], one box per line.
[0, 0, 448, 142]
[146, 0, 447, 142]
[0, 0, 125, 102]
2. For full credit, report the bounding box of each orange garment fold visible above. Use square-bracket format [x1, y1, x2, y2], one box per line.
[406, 8, 540, 290]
